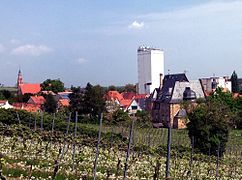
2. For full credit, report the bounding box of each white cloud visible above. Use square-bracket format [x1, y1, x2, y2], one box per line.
[10, 38, 20, 44]
[11, 44, 52, 56]
[77, 58, 88, 64]
[128, 21, 144, 29]
[0, 44, 5, 53]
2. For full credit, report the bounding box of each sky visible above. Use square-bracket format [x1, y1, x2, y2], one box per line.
[0, 0, 242, 87]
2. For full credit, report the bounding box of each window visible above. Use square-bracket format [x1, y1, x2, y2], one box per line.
[131, 106, 138, 110]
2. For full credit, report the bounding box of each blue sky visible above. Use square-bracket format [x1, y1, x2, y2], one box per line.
[0, 0, 242, 87]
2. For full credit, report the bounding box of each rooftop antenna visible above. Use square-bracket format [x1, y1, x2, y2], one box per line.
[168, 69, 170, 75]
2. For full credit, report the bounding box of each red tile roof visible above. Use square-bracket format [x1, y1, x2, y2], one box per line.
[13, 102, 41, 112]
[233, 93, 242, 98]
[58, 99, 69, 107]
[106, 91, 124, 102]
[122, 92, 136, 100]
[135, 94, 147, 99]
[19, 84, 41, 95]
[120, 99, 133, 108]
[29, 96, 45, 105]
[0, 100, 7, 104]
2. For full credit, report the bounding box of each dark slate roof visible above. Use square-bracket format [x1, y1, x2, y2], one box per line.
[156, 73, 189, 102]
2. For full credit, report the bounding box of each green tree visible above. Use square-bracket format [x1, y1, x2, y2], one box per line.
[83, 83, 106, 117]
[69, 86, 85, 114]
[124, 84, 136, 93]
[135, 110, 152, 128]
[44, 94, 57, 113]
[19, 93, 33, 103]
[0, 90, 11, 100]
[107, 85, 117, 91]
[187, 98, 231, 156]
[69, 83, 106, 118]
[41, 79, 65, 93]
[112, 109, 131, 126]
[231, 71, 239, 93]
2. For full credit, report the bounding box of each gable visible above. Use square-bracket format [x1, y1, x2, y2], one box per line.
[170, 81, 205, 103]
[157, 73, 189, 102]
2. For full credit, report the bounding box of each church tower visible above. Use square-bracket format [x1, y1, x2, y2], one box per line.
[17, 69, 24, 88]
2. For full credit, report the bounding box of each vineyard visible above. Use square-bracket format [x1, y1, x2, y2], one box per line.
[0, 111, 241, 179]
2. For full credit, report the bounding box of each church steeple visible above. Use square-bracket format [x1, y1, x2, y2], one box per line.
[17, 68, 24, 87]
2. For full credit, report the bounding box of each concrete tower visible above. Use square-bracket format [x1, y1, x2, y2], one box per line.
[137, 46, 164, 94]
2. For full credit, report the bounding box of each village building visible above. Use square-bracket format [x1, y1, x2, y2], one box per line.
[151, 73, 205, 129]
[105, 90, 147, 114]
[200, 76, 231, 94]
[0, 100, 13, 109]
[17, 69, 41, 95]
[27, 96, 46, 106]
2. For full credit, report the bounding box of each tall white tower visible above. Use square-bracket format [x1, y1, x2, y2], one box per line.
[137, 46, 164, 94]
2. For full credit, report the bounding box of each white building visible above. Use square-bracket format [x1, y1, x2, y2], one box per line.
[0, 100, 13, 109]
[200, 76, 232, 93]
[137, 46, 164, 94]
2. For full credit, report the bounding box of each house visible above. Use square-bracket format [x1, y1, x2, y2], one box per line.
[105, 90, 148, 114]
[13, 102, 42, 112]
[0, 100, 13, 109]
[55, 91, 72, 109]
[122, 98, 142, 115]
[152, 73, 205, 129]
[56, 91, 72, 101]
[28, 96, 45, 106]
[200, 76, 231, 93]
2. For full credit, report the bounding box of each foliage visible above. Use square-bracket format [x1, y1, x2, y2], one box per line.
[0, 123, 241, 179]
[209, 87, 242, 128]
[69, 86, 85, 115]
[135, 110, 152, 128]
[112, 109, 131, 126]
[107, 85, 117, 91]
[41, 79, 65, 93]
[124, 84, 136, 93]
[0, 90, 12, 100]
[18, 93, 33, 103]
[43, 94, 57, 113]
[231, 70, 239, 93]
[69, 83, 106, 118]
[187, 97, 231, 156]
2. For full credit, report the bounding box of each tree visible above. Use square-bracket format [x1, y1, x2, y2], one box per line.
[124, 84, 136, 93]
[231, 71, 239, 93]
[135, 110, 152, 128]
[69, 86, 85, 114]
[83, 83, 106, 117]
[0, 90, 11, 100]
[20, 93, 33, 103]
[41, 79, 65, 93]
[107, 85, 117, 91]
[187, 98, 231, 156]
[44, 94, 57, 113]
[112, 109, 131, 126]
[69, 83, 106, 118]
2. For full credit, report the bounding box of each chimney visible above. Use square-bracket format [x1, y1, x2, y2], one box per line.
[159, 73, 163, 89]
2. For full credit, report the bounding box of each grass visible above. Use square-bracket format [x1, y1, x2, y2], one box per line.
[80, 123, 242, 148]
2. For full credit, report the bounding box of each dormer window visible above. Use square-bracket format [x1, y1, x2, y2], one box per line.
[183, 87, 196, 101]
